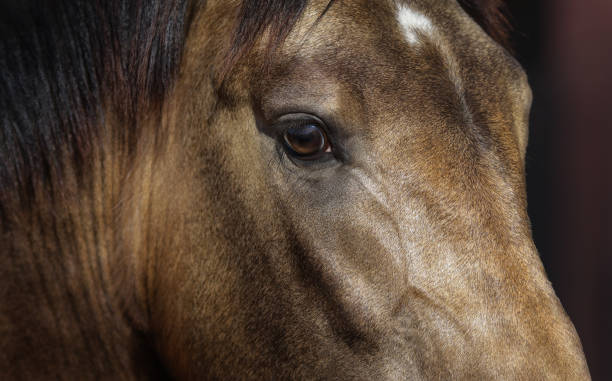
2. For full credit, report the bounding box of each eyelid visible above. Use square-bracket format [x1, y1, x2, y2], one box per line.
[272, 113, 329, 131]
[280, 145, 337, 169]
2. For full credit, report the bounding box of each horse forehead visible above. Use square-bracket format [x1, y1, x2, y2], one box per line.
[299, 0, 483, 84]
[304, 0, 523, 107]
[271, 0, 524, 125]
[327, 0, 465, 48]
[298, 0, 476, 115]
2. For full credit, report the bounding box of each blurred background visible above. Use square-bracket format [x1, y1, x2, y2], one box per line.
[507, 1, 612, 379]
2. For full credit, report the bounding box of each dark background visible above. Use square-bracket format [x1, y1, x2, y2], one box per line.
[508, 1, 611, 379]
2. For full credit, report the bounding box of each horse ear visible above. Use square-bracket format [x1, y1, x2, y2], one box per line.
[457, 0, 513, 52]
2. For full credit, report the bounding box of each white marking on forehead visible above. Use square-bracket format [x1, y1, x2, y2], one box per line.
[396, 4, 434, 45]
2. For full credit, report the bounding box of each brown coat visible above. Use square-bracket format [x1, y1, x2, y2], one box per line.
[0, 0, 590, 379]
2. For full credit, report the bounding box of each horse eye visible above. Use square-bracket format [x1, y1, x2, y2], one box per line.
[283, 123, 330, 159]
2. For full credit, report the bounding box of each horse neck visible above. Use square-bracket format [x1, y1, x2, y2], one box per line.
[1, 114, 179, 378]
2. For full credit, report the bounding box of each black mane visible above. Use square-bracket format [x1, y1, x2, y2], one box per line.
[0, 0, 188, 207]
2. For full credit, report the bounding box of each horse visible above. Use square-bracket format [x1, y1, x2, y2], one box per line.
[0, 0, 590, 379]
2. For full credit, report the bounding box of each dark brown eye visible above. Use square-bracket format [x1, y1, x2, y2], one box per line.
[283, 123, 330, 159]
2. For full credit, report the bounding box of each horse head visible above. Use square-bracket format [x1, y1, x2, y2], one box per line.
[0, 0, 590, 379]
[144, 0, 589, 378]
